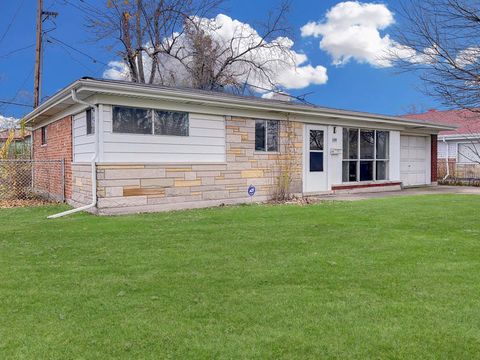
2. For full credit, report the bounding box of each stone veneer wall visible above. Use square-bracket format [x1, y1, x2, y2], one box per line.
[94, 117, 303, 214]
[70, 163, 93, 207]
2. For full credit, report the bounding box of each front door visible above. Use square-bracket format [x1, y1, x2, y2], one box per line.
[304, 124, 328, 193]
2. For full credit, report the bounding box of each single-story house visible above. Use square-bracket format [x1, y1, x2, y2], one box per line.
[404, 109, 480, 179]
[22, 78, 453, 215]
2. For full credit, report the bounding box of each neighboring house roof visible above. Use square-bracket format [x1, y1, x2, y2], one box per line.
[0, 128, 31, 141]
[23, 77, 455, 132]
[403, 109, 480, 138]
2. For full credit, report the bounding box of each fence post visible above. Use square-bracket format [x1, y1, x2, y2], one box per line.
[61, 159, 65, 203]
[31, 159, 35, 193]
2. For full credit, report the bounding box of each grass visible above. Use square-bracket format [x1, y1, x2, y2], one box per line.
[1, 195, 480, 359]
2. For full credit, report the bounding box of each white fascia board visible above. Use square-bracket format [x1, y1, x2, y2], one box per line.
[438, 133, 480, 141]
[22, 80, 80, 124]
[96, 94, 410, 131]
[78, 82, 455, 132]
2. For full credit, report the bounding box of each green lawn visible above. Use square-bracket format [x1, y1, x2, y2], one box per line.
[1, 195, 480, 359]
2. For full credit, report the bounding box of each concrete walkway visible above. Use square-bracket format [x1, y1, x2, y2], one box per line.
[316, 186, 480, 201]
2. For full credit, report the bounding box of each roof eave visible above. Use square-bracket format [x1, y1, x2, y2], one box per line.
[22, 79, 82, 125]
[23, 78, 457, 132]
[439, 133, 480, 140]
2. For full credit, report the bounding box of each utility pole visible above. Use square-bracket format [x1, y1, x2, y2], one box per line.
[33, 0, 58, 108]
[33, 0, 44, 108]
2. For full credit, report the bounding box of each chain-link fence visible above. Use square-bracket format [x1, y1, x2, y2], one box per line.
[0, 160, 65, 201]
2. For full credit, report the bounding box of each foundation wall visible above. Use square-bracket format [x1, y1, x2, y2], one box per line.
[69, 163, 93, 207]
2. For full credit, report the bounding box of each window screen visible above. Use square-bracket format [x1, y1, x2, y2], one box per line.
[255, 120, 279, 152]
[154, 110, 189, 136]
[113, 106, 152, 134]
[86, 108, 95, 135]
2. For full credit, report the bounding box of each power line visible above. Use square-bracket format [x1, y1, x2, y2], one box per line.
[48, 36, 109, 66]
[48, 38, 96, 73]
[0, 0, 27, 45]
[61, 0, 106, 23]
[0, 44, 35, 59]
[46, 0, 60, 12]
[0, 100, 33, 108]
[0, 73, 34, 113]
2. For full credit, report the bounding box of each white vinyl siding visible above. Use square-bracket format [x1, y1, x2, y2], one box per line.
[437, 139, 480, 161]
[458, 143, 480, 163]
[102, 105, 225, 163]
[73, 111, 95, 162]
[438, 141, 448, 159]
[438, 140, 457, 159]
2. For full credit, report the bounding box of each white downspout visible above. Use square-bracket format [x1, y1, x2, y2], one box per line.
[442, 136, 450, 181]
[48, 89, 99, 219]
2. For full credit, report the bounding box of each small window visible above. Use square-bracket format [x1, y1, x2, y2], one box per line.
[309, 130, 324, 172]
[255, 120, 279, 152]
[41, 126, 47, 145]
[113, 106, 152, 134]
[360, 130, 375, 159]
[310, 130, 324, 150]
[376, 161, 388, 180]
[86, 108, 95, 135]
[376, 131, 389, 159]
[360, 160, 374, 181]
[154, 110, 189, 136]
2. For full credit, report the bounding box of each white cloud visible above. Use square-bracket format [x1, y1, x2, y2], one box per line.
[0, 115, 19, 129]
[455, 47, 480, 68]
[103, 61, 130, 81]
[104, 14, 328, 93]
[261, 91, 293, 101]
[301, 1, 400, 67]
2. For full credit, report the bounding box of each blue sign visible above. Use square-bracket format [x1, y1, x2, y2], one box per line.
[248, 185, 256, 197]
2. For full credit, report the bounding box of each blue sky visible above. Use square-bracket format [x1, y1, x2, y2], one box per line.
[0, 0, 440, 120]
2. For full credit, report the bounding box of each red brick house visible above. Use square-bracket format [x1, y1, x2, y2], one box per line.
[0, 128, 31, 158]
[404, 109, 480, 179]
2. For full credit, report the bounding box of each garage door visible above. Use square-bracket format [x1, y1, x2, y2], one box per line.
[400, 135, 428, 186]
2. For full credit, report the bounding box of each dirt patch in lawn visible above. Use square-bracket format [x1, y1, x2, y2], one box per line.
[0, 198, 57, 209]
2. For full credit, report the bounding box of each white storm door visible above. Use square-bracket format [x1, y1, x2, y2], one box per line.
[304, 125, 328, 192]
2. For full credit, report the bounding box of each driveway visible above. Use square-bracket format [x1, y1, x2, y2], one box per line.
[318, 185, 480, 201]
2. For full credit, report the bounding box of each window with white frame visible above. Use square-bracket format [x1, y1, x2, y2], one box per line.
[86, 108, 95, 135]
[112, 106, 189, 136]
[255, 120, 279, 152]
[342, 128, 389, 182]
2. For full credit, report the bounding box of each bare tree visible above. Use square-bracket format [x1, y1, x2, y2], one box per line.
[388, 0, 480, 168]
[389, 0, 480, 111]
[401, 103, 429, 115]
[85, 0, 293, 92]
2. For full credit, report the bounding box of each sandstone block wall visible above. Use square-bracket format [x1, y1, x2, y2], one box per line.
[70, 163, 93, 207]
[94, 117, 303, 214]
